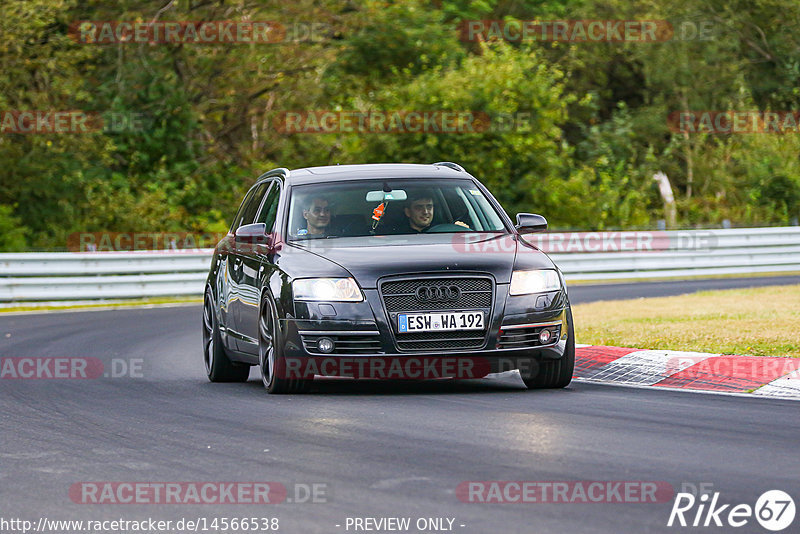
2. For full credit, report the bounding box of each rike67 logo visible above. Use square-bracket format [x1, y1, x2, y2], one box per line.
[668, 487, 795, 531]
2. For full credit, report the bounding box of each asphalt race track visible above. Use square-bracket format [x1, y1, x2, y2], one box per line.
[2, 277, 800, 534]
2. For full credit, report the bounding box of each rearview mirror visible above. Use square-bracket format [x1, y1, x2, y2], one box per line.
[366, 190, 407, 202]
[515, 213, 548, 233]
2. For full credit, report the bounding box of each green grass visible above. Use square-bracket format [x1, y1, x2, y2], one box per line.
[572, 284, 800, 357]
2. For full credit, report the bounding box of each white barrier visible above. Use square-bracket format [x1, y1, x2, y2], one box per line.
[1, 227, 799, 301]
[547, 227, 800, 280]
[0, 251, 213, 302]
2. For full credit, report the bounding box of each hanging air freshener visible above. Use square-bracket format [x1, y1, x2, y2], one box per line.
[371, 202, 386, 229]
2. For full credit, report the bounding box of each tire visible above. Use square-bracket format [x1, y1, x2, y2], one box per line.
[203, 287, 250, 382]
[259, 292, 311, 394]
[522, 307, 575, 389]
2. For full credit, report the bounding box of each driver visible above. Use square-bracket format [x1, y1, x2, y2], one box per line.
[300, 197, 331, 237]
[401, 191, 435, 233]
[394, 190, 470, 234]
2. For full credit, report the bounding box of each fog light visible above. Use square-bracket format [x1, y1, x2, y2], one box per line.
[317, 337, 335, 353]
[538, 329, 552, 344]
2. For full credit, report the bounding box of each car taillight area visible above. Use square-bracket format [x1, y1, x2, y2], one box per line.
[379, 275, 494, 351]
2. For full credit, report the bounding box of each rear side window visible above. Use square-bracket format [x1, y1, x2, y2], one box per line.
[230, 183, 268, 231]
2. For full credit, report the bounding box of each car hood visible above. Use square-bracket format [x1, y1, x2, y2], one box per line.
[285, 233, 554, 288]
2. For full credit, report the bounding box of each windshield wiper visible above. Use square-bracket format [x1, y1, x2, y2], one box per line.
[291, 234, 343, 242]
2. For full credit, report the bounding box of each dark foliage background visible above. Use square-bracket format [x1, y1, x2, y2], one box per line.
[1, 0, 799, 249]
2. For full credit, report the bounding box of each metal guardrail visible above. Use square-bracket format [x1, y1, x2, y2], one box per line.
[548, 226, 800, 280]
[0, 251, 212, 302]
[1, 227, 799, 302]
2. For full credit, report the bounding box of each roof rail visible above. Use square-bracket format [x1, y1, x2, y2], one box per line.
[256, 167, 290, 182]
[432, 161, 466, 173]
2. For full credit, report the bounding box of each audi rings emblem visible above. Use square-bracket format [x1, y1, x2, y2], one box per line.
[415, 285, 461, 303]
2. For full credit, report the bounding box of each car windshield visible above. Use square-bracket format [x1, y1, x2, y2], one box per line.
[286, 178, 507, 241]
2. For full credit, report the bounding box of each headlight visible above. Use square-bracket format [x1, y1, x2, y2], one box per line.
[292, 278, 364, 302]
[509, 269, 561, 296]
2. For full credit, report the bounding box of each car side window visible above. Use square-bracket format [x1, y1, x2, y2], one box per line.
[255, 181, 281, 231]
[231, 183, 269, 231]
[229, 188, 256, 232]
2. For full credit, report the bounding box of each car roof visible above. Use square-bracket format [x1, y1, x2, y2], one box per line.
[284, 163, 472, 186]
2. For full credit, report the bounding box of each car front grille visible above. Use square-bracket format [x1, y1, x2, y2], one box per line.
[300, 332, 383, 355]
[381, 277, 493, 312]
[379, 275, 494, 351]
[497, 323, 562, 349]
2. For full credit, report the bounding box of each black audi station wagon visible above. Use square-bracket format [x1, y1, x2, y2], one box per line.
[203, 162, 574, 393]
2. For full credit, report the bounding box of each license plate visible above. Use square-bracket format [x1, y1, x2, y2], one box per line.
[397, 311, 484, 333]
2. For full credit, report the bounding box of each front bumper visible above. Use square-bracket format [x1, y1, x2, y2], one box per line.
[281, 284, 571, 377]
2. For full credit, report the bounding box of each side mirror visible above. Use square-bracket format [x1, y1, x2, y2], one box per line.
[515, 213, 548, 234]
[234, 223, 270, 245]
